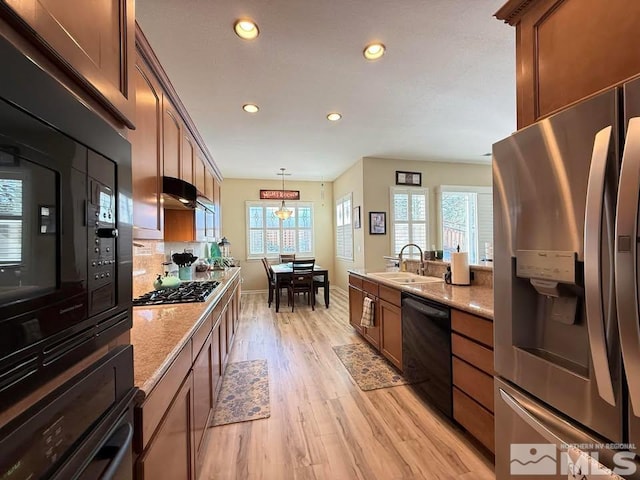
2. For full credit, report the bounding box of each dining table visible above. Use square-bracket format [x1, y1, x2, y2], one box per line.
[270, 263, 330, 312]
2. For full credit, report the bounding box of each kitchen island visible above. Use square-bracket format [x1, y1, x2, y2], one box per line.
[131, 267, 241, 480]
[348, 268, 495, 454]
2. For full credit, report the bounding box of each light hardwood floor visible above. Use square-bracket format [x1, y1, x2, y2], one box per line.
[200, 288, 495, 480]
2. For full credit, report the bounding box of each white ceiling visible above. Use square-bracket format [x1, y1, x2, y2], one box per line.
[136, 0, 515, 181]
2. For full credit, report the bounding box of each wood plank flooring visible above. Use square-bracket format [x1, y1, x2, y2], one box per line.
[200, 289, 495, 480]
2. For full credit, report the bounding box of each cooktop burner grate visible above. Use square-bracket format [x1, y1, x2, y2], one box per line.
[133, 280, 220, 306]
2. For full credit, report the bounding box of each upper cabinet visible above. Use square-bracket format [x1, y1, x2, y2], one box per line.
[497, 0, 640, 128]
[162, 99, 182, 180]
[131, 24, 223, 240]
[181, 132, 195, 186]
[194, 151, 206, 195]
[130, 54, 163, 240]
[1, 0, 136, 127]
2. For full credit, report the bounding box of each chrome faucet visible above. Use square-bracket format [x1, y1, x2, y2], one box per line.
[398, 243, 425, 275]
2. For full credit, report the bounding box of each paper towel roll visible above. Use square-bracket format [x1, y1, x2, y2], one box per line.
[451, 252, 470, 285]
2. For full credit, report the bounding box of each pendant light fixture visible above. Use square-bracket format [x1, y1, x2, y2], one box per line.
[274, 168, 292, 220]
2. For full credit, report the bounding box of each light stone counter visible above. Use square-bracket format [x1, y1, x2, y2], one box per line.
[131, 267, 240, 400]
[348, 268, 493, 319]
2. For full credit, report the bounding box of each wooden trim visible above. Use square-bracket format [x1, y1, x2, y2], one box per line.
[495, 0, 539, 25]
[135, 23, 223, 182]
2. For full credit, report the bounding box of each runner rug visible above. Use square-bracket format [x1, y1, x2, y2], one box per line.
[333, 342, 422, 391]
[212, 359, 270, 426]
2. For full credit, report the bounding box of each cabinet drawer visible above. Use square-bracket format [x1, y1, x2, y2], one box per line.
[452, 333, 493, 376]
[379, 284, 401, 307]
[362, 278, 379, 296]
[453, 387, 495, 453]
[349, 274, 363, 289]
[451, 309, 493, 347]
[452, 357, 494, 412]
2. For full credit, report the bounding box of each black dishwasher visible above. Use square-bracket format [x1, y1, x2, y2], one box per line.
[402, 293, 452, 418]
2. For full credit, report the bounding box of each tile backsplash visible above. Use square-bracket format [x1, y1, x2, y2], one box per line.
[132, 240, 217, 298]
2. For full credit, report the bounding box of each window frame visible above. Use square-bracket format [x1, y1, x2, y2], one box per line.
[245, 200, 315, 260]
[335, 192, 353, 261]
[437, 185, 492, 264]
[389, 186, 430, 256]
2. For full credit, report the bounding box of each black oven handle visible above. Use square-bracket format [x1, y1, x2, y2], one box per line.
[95, 421, 133, 480]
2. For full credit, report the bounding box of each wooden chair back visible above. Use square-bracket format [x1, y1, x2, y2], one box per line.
[279, 253, 296, 263]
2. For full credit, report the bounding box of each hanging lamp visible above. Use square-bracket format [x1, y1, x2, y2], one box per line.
[274, 168, 292, 220]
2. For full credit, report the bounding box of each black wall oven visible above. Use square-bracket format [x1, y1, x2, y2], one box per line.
[0, 33, 133, 410]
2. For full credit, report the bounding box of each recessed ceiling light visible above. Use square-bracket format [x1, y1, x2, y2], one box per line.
[327, 112, 342, 122]
[243, 104, 259, 113]
[363, 43, 385, 60]
[234, 19, 259, 40]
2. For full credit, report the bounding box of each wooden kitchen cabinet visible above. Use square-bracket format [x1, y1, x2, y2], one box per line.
[130, 55, 163, 240]
[379, 288, 402, 370]
[194, 152, 206, 195]
[137, 372, 195, 480]
[163, 99, 182, 179]
[348, 284, 364, 335]
[181, 133, 195, 185]
[193, 332, 214, 477]
[450, 308, 495, 453]
[135, 273, 241, 480]
[204, 168, 214, 202]
[496, 0, 640, 128]
[1, 0, 136, 127]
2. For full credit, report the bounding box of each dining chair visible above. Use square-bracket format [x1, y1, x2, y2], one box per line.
[287, 259, 315, 311]
[279, 253, 296, 264]
[261, 258, 288, 308]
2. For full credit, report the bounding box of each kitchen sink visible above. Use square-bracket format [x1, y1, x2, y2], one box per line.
[367, 271, 444, 285]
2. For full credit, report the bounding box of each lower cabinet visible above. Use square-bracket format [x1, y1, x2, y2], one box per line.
[450, 309, 495, 454]
[348, 273, 402, 370]
[137, 373, 194, 480]
[380, 299, 402, 369]
[135, 276, 241, 479]
[348, 284, 364, 334]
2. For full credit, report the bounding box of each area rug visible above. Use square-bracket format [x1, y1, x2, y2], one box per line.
[212, 359, 271, 426]
[333, 343, 422, 391]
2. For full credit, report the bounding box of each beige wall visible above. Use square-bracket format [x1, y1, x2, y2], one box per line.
[332, 159, 364, 290]
[220, 178, 334, 291]
[361, 157, 493, 272]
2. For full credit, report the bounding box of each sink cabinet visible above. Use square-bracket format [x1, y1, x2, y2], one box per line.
[348, 273, 402, 369]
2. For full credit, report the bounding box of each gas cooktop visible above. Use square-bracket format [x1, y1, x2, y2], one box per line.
[133, 280, 220, 306]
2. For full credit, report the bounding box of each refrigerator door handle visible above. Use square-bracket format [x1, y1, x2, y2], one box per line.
[499, 388, 564, 445]
[584, 125, 616, 406]
[615, 116, 640, 416]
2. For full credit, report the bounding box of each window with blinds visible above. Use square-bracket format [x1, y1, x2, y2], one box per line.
[335, 193, 353, 260]
[390, 187, 429, 256]
[0, 178, 23, 264]
[438, 185, 492, 264]
[246, 201, 314, 259]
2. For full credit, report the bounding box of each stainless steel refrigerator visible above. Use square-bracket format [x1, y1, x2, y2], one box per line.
[493, 76, 640, 479]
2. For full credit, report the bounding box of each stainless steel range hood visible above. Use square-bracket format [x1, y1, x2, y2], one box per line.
[162, 176, 197, 209]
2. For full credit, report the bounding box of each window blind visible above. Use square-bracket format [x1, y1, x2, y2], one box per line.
[390, 187, 429, 256]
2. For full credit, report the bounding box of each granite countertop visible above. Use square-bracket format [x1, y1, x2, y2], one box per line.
[349, 268, 493, 319]
[131, 267, 240, 400]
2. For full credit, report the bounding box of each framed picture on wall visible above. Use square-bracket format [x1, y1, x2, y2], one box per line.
[369, 211, 386, 235]
[353, 206, 361, 229]
[395, 170, 422, 186]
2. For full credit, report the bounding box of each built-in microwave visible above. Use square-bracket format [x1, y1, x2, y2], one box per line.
[0, 34, 133, 409]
